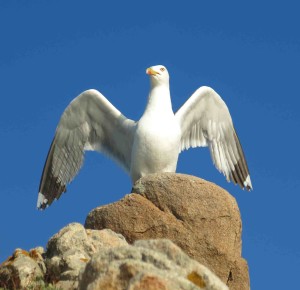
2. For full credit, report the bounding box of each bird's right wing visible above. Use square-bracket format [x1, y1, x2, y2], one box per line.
[38, 89, 136, 209]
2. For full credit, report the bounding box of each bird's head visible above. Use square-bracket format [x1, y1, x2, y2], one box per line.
[146, 65, 169, 87]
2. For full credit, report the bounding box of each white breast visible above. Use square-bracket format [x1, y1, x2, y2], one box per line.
[130, 112, 181, 183]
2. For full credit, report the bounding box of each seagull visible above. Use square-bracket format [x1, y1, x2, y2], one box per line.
[37, 65, 252, 209]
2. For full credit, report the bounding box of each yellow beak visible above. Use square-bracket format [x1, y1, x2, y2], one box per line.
[146, 67, 160, 76]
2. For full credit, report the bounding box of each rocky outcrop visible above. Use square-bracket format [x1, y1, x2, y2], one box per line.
[0, 224, 228, 290]
[0, 247, 46, 289]
[85, 173, 249, 290]
[0, 224, 128, 289]
[0, 173, 249, 289]
[45, 223, 128, 289]
[79, 239, 228, 290]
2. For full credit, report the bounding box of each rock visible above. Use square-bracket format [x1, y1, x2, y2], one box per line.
[85, 173, 249, 290]
[0, 247, 46, 289]
[1, 173, 249, 289]
[79, 239, 228, 290]
[45, 222, 128, 289]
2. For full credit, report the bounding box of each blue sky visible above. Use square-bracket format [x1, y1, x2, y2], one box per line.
[1, 1, 299, 289]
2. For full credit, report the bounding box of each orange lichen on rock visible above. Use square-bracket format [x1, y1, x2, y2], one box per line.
[187, 271, 206, 288]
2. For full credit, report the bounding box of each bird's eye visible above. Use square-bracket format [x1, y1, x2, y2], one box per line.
[160, 68, 165, 72]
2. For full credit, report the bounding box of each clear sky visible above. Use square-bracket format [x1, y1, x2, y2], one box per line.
[0, 1, 299, 289]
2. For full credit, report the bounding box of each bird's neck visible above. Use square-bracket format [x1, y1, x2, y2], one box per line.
[145, 84, 173, 115]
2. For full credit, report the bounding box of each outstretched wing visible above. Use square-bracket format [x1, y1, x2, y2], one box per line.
[175, 86, 252, 190]
[37, 89, 136, 209]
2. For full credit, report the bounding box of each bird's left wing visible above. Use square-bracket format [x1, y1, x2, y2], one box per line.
[38, 89, 136, 209]
[175, 86, 252, 190]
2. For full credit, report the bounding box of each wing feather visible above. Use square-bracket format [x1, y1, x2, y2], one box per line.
[175, 86, 252, 190]
[38, 89, 136, 209]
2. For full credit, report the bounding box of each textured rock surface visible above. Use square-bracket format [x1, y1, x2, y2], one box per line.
[45, 222, 128, 289]
[79, 239, 228, 290]
[0, 174, 249, 289]
[85, 173, 249, 290]
[0, 247, 46, 289]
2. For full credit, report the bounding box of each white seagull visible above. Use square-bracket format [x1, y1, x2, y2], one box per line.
[37, 65, 252, 209]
